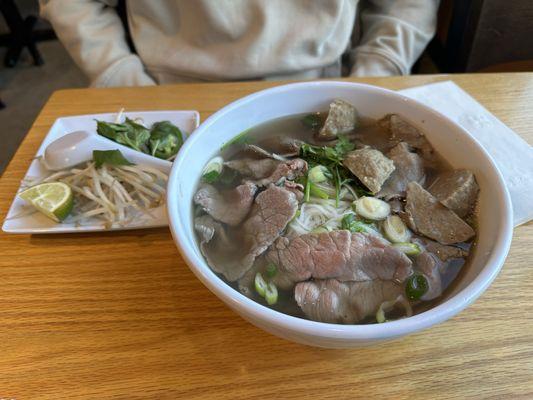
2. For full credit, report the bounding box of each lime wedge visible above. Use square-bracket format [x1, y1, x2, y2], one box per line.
[19, 182, 74, 222]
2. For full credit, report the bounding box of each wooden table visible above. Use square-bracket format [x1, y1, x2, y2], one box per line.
[1, 74, 532, 399]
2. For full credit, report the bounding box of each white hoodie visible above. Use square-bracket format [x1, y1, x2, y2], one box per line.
[40, 0, 439, 87]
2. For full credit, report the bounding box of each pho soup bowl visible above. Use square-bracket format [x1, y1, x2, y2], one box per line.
[167, 81, 513, 348]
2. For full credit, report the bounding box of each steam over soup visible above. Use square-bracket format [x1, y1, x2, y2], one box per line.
[193, 100, 478, 324]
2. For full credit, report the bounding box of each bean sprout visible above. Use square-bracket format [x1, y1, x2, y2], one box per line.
[22, 160, 167, 228]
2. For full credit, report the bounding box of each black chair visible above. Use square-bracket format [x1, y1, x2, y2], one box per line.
[0, 0, 56, 68]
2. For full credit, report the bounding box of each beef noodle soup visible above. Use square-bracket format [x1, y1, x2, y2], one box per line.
[193, 99, 478, 324]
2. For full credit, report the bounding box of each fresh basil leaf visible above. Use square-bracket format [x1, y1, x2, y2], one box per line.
[96, 120, 128, 140]
[149, 121, 183, 159]
[95, 118, 150, 153]
[93, 149, 134, 168]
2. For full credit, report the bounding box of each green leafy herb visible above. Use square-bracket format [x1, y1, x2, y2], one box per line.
[221, 128, 252, 150]
[149, 121, 183, 159]
[301, 113, 322, 129]
[96, 118, 150, 153]
[93, 150, 133, 168]
[334, 134, 356, 155]
[300, 135, 363, 205]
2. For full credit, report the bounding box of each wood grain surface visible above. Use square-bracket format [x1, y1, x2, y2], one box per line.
[0, 74, 532, 400]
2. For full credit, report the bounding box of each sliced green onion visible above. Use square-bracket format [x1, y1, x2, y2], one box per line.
[254, 272, 267, 297]
[309, 183, 329, 199]
[202, 156, 224, 183]
[221, 128, 251, 150]
[383, 215, 411, 243]
[265, 263, 278, 278]
[304, 178, 311, 202]
[405, 274, 428, 300]
[308, 165, 329, 183]
[265, 282, 278, 305]
[392, 242, 421, 256]
[341, 213, 371, 233]
[354, 197, 390, 220]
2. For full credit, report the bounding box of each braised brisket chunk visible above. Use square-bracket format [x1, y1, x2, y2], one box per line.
[404, 182, 475, 245]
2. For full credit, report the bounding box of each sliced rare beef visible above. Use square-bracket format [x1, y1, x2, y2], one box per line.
[224, 158, 280, 179]
[250, 158, 308, 186]
[267, 230, 412, 290]
[283, 180, 305, 202]
[238, 185, 299, 276]
[194, 215, 236, 278]
[343, 147, 395, 194]
[295, 279, 404, 324]
[428, 169, 479, 218]
[318, 99, 358, 140]
[404, 182, 475, 245]
[379, 114, 434, 159]
[413, 237, 469, 261]
[193, 182, 257, 226]
[378, 142, 425, 199]
[194, 185, 298, 282]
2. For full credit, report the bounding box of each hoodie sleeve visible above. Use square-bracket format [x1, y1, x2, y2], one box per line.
[350, 0, 439, 77]
[40, 0, 155, 87]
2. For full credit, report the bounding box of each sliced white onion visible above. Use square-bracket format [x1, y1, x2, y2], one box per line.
[382, 215, 411, 243]
[354, 197, 390, 220]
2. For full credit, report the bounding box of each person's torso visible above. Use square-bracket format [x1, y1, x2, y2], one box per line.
[126, 0, 358, 82]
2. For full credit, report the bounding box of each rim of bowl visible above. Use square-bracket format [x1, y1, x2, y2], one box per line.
[168, 81, 513, 341]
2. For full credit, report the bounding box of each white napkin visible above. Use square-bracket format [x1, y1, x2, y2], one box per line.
[399, 81, 533, 227]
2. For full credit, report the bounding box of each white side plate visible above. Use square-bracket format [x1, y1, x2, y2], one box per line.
[3, 110, 199, 234]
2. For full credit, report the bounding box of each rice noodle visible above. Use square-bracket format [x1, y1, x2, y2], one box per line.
[287, 197, 353, 237]
[20, 159, 167, 228]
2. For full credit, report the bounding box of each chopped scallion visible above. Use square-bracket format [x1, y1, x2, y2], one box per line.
[265, 282, 278, 305]
[254, 272, 267, 298]
[265, 263, 278, 278]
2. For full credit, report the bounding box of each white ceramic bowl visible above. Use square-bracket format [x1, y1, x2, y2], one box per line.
[167, 81, 513, 348]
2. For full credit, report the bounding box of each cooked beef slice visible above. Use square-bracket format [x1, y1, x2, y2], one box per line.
[388, 198, 405, 214]
[415, 252, 443, 301]
[283, 180, 305, 202]
[224, 158, 280, 179]
[318, 99, 358, 140]
[193, 182, 257, 226]
[379, 114, 434, 159]
[194, 215, 237, 277]
[295, 279, 404, 324]
[378, 142, 425, 199]
[343, 148, 395, 193]
[195, 185, 298, 282]
[428, 169, 479, 218]
[251, 158, 308, 187]
[254, 136, 303, 157]
[413, 237, 468, 261]
[404, 182, 475, 245]
[239, 185, 299, 274]
[267, 230, 412, 290]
